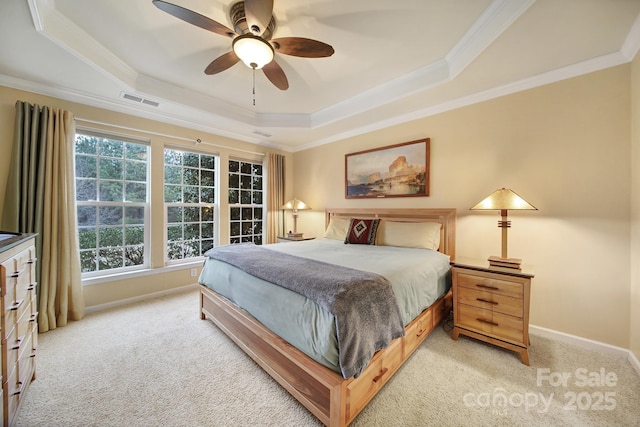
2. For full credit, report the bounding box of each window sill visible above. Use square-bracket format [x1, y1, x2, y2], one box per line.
[81, 259, 204, 286]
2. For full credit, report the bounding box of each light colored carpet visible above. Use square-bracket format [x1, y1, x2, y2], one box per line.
[14, 289, 640, 426]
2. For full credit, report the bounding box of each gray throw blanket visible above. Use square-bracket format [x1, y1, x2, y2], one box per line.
[204, 244, 405, 379]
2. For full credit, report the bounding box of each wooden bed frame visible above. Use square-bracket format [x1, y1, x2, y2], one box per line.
[199, 208, 456, 426]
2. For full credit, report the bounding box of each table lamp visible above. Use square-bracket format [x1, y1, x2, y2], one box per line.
[281, 198, 310, 239]
[471, 188, 537, 270]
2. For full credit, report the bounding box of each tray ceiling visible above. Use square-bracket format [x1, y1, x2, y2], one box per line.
[1, 0, 639, 151]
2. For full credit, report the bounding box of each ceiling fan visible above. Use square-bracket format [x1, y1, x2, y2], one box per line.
[152, 0, 335, 91]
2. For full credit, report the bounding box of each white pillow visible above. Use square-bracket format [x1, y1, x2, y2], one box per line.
[323, 217, 351, 240]
[376, 220, 441, 250]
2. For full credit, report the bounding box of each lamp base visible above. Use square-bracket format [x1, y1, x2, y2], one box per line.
[488, 256, 522, 270]
[287, 231, 304, 239]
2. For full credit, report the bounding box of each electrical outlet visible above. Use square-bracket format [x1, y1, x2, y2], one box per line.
[190, 268, 197, 278]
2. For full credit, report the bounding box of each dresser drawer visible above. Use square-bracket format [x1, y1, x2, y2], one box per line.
[3, 328, 25, 374]
[2, 294, 30, 340]
[4, 359, 19, 419]
[16, 299, 37, 350]
[2, 246, 36, 313]
[457, 286, 523, 317]
[456, 273, 522, 299]
[5, 350, 34, 425]
[457, 304, 524, 345]
[0, 236, 37, 426]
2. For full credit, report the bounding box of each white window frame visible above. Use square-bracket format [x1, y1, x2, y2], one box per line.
[164, 202, 217, 264]
[75, 129, 151, 278]
[228, 158, 264, 245]
[163, 146, 219, 265]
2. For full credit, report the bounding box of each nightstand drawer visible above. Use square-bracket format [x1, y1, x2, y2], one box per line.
[456, 273, 522, 299]
[457, 286, 522, 317]
[457, 304, 524, 344]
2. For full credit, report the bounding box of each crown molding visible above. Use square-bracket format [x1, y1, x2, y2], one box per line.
[621, 11, 640, 61]
[2, 41, 632, 155]
[311, 59, 450, 128]
[311, 0, 535, 129]
[0, 73, 292, 152]
[295, 49, 631, 152]
[28, 0, 137, 87]
[447, 0, 535, 78]
[26, 0, 535, 132]
[14, 0, 640, 153]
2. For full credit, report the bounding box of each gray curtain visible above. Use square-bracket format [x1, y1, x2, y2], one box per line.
[266, 153, 285, 243]
[1, 101, 85, 332]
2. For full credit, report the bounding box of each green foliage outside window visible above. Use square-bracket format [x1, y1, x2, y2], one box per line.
[75, 134, 149, 274]
[228, 160, 263, 245]
[164, 148, 216, 261]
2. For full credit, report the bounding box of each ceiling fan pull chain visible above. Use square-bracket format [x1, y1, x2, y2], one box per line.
[253, 66, 256, 106]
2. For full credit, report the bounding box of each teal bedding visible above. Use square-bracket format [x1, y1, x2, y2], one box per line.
[198, 238, 451, 375]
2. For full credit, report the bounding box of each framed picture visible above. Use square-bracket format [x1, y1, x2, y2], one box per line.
[345, 138, 430, 199]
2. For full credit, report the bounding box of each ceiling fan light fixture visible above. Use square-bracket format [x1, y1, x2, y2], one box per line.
[232, 34, 274, 69]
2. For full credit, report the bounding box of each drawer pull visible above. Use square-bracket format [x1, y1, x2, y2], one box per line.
[372, 367, 389, 383]
[476, 284, 499, 291]
[9, 299, 24, 311]
[29, 312, 39, 322]
[476, 298, 498, 305]
[10, 335, 25, 351]
[416, 328, 426, 338]
[27, 282, 37, 291]
[10, 269, 24, 278]
[476, 318, 499, 327]
[27, 257, 37, 264]
[11, 381, 24, 396]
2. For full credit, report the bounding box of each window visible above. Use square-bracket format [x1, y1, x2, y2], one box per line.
[164, 148, 217, 262]
[75, 132, 149, 275]
[228, 159, 263, 244]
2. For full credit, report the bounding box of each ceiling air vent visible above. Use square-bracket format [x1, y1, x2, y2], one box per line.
[121, 92, 159, 107]
[253, 130, 272, 138]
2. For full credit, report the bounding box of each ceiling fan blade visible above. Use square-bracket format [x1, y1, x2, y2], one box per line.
[262, 60, 288, 90]
[244, 0, 273, 35]
[153, 0, 236, 38]
[271, 37, 334, 58]
[205, 51, 240, 75]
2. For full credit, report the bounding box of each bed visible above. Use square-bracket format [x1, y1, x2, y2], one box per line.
[199, 208, 456, 426]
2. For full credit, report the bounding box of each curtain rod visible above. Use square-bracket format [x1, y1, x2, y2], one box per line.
[75, 117, 266, 157]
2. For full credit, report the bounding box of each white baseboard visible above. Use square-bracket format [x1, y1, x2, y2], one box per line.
[530, 324, 629, 357]
[530, 324, 640, 376]
[85, 283, 199, 314]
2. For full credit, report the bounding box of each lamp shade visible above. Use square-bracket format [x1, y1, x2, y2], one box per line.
[281, 198, 310, 211]
[471, 188, 537, 211]
[232, 34, 274, 69]
[470, 188, 536, 269]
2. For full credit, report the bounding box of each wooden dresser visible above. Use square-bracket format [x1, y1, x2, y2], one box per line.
[451, 261, 533, 365]
[0, 233, 38, 426]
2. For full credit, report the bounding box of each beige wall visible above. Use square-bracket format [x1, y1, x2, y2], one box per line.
[1, 64, 636, 351]
[631, 53, 640, 360]
[0, 85, 293, 308]
[294, 65, 632, 348]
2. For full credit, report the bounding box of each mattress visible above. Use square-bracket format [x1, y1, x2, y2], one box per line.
[199, 238, 451, 374]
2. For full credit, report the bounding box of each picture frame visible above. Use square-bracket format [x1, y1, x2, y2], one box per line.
[345, 138, 430, 199]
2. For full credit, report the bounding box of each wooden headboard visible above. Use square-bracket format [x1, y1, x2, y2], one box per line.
[325, 208, 456, 260]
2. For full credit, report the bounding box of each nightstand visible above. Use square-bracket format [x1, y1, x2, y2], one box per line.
[277, 236, 315, 243]
[451, 261, 534, 365]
